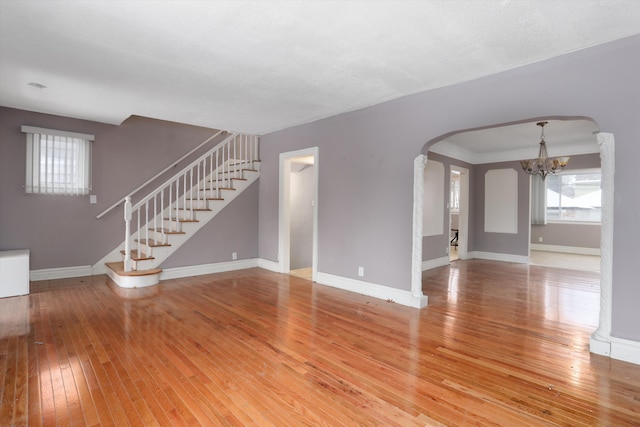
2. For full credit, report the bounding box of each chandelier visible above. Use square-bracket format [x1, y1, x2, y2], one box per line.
[520, 121, 569, 180]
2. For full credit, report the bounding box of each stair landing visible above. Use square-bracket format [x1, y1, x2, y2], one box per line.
[105, 262, 162, 288]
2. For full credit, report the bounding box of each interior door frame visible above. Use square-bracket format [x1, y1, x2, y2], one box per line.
[450, 165, 469, 260]
[278, 147, 319, 281]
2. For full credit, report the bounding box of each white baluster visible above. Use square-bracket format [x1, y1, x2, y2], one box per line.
[216, 150, 220, 199]
[137, 206, 141, 260]
[144, 200, 149, 248]
[123, 196, 132, 272]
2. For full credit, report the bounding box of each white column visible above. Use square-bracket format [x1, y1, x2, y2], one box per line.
[411, 154, 428, 308]
[591, 132, 615, 355]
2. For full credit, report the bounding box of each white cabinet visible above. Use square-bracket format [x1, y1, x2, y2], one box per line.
[0, 250, 30, 298]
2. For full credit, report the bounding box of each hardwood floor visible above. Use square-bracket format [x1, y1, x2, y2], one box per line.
[1, 261, 639, 426]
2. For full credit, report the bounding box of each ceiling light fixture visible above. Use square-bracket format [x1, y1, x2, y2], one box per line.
[520, 121, 569, 180]
[27, 82, 47, 89]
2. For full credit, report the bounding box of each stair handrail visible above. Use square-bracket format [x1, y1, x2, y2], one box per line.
[122, 132, 258, 272]
[131, 131, 239, 210]
[96, 130, 225, 219]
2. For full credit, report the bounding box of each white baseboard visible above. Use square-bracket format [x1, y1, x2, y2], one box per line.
[611, 336, 640, 365]
[30, 265, 92, 281]
[468, 251, 528, 264]
[257, 258, 280, 273]
[590, 334, 640, 365]
[531, 244, 600, 256]
[106, 268, 160, 288]
[160, 258, 259, 280]
[422, 256, 450, 271]
[316, 272, 427, 309]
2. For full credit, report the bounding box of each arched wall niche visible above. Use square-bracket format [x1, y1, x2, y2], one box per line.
[411, 116, 614, 357]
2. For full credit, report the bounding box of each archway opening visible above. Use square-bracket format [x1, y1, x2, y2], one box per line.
[411, 117, 613, 356]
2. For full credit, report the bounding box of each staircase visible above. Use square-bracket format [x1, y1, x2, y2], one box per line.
[93, 132, 260, 288]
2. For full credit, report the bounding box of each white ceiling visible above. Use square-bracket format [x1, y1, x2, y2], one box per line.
[1, 0, 639, 137]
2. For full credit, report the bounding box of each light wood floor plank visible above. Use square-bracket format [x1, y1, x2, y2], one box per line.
[1, 262, 639, 426]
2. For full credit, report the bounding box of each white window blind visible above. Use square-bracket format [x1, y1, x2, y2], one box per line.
[22, 126, 94, 196]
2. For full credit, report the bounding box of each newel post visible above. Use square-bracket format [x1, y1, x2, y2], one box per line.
[123, 196, 132, 272]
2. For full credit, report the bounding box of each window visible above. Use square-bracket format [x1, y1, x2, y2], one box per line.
[546, 169, 601, 222]
[22, 126, 93, 196]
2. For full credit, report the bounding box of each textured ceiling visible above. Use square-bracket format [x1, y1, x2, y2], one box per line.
[1, 1, 640, 135]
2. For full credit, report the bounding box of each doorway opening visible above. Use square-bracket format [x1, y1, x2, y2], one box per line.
[448, 166, 469, 262]
[278, 147, 318, 282]
[411, 121, 614, 358]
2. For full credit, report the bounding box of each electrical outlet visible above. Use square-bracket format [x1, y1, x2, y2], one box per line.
[89, 195, 97, 204]
[232, 252, 237, 260]
[538, 237, 543, 243]
[358, 267, 364, 277]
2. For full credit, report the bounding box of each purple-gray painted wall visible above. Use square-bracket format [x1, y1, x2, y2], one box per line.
[472, 162, 530, 257]
[161, 181, 259, 268]
[531, 223, 600, 249]
[259, 35, 640, 340]
[0, 108, 258, 270]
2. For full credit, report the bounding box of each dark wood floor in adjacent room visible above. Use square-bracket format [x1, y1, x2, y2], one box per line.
[1, 260, 639, 426]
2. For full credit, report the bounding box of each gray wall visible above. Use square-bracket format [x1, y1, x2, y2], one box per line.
[0, 108, 258, 269]
[259, 35, 640, 340]
[531, 223, 600, 249]
[472, 162, 530, 257]
[161, 181, 259, 268]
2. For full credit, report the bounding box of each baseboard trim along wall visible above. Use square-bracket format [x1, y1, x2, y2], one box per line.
[530, 243, 601, 256]
[257, 258, 280, 273]
[421, 252, 528, 271]
[422, 256, 450, 271]
[315, 271, 426, 309]
[468, 251, 529, 264]
[160, 259, 259, 280]
[610, 337, 640, 365]
[30, 265, 93, 281]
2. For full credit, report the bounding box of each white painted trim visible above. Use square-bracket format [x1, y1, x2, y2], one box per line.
[316, 272, 427, 309]
[468, 251, 529, 264]
[258, 258, 280, 273]
[591, 132, 614, 353]
[411, 155, 428, 305]
[610, 337, 640, 365]
[30, 265, 92, 281]
[160, 259, 259, 280]
[589, 334, 610, 357]
[452, 165, 469, 260]
[422, 256, 450, 271]
[21, 125, 95, 141]
[106, 268, 160, 288]
[531, 244, 600, 256]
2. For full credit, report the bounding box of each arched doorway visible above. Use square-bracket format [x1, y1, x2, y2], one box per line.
[411, 119, 614, 357]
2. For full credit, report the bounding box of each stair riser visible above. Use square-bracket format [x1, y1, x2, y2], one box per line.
[162, 219, 184, 231]
[179, 200, 210, 210]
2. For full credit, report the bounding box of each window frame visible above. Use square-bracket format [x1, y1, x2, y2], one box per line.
[22, 125, 94, 196]
[546, 168, 602, 224]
